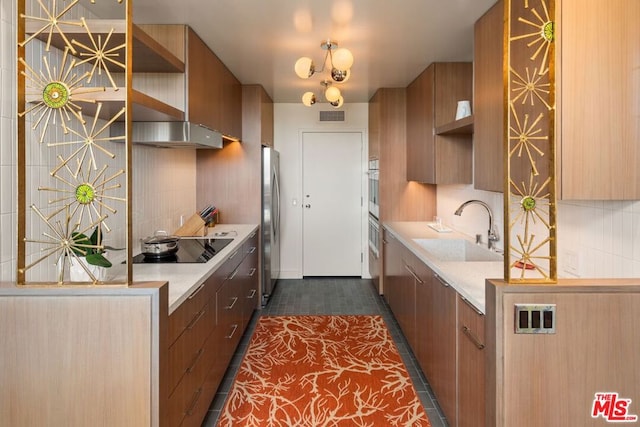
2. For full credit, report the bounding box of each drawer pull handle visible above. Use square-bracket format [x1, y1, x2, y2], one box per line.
[185, 387, 203, 416]
[186, 348, 204, 373]
[247, 246, 256, 254]
[228, 268, 239, 281]
[249, 232, 256, 238]
[403, 263, 424, 284]
[434, 274, 449, 287]
[461, 296, 484, 315]
[247, 289, 257, 299]
[462, 326, 485, 350]
[229, 249, 240, 260]
[225, 297, 238, 310]
[187, 283, 205, 300]
[226, 324, 238, 339]
[248, 267, 257, 277]
[186, 308, 206, 330]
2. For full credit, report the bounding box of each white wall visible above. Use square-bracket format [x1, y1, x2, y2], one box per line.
[274, 103, 369, 279]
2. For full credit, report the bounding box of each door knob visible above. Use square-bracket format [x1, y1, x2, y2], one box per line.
[304, 204, 311, 208]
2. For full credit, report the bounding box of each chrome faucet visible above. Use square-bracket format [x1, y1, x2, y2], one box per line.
[454, 200, 500, 250]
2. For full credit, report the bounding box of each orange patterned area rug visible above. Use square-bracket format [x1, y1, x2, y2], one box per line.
[217, 315, 431, 427]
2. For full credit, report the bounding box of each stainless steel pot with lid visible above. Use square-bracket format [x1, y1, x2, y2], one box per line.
[140, 230, 180, 257]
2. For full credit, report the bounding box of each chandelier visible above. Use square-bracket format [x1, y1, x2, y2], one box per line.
[294, 39, 353, 108]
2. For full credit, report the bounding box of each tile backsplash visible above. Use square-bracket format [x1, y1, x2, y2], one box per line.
[437, 184, 640, 279]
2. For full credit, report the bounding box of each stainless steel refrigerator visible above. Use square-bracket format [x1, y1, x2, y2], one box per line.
[261, 146, 280, 306]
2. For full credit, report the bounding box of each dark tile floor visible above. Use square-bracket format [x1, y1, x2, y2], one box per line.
[201, 277, 449, 427]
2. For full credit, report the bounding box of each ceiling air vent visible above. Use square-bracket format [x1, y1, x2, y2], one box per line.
[319, 110, 345, 122]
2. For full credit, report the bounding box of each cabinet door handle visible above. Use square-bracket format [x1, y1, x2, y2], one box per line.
[461, 296, 484, 315]
[247, 246, 256, 254]
[225, 324, 238, 339]
[403, 263, 424, 284]
[228, 268, 239, 281]
[186, 348, 204, 373]
[434, 273, 449, 287]
[462, 325, 485, 350]
[225, 296, 238, 310]
[186, 308, 206, 330]
[185, 387, 203, 416]
[249, 231, 256, 239]
[187, 283, 205, 300]
[248, 267, 257, 277]
[247, 289, 257, 299]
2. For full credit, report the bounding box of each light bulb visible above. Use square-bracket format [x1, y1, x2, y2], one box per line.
[302, 92, 316, 106]
[325, 86, 341, 102]
[295, 57, 315, 79]
[331, 68, 350, 83]
[330, 96, 344, 108]
[332, 48, 353, 71]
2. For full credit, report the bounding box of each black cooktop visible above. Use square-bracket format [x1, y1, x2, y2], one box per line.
[132, 238, 233, 264]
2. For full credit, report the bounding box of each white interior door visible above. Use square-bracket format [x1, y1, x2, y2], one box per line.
[302, 132, 363, 276]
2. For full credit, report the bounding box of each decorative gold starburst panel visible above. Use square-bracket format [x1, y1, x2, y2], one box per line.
[17, 0, 128, 285]
[505, 0, 557, 283]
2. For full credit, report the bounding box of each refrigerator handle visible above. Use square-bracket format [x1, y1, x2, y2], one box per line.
[272, 166, 281, 243]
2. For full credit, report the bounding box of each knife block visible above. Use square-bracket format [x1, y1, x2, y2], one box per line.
[174, 213, 208, 237]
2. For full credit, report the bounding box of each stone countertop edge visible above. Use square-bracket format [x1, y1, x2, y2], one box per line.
[107, 223, 259, 315]
[383, 221, 504, 314]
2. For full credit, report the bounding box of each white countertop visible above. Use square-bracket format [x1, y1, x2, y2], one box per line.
[107, 224, 259, 314]
[383, 221, 504, 314]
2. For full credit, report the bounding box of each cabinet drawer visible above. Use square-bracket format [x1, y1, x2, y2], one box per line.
[168, 280, 212, 345]
[217, 245, 244, 280]
[167, 325, 219, 427]
[216, 277, 243, 359]
[167, 300, 216, 395]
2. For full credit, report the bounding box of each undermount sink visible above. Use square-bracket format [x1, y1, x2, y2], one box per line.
[413, 238, 503, 262]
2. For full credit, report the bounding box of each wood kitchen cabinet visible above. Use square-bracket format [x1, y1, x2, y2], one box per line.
[187, 28, 242, 141]
[370, 89, 437, 294]
[473, 0, 504, 193]
[383, 232, 485, 427]
[457, 295, 486, 427]
[406, 62, 473, 184]
[556, 0, 639, 199]
[473, 0, 639, 198]
[428, 272, 458, 426]
[242, 85, 274, 147]
[167, 233, 258, 427]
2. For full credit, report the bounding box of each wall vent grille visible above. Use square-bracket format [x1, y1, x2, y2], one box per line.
[319, 110, 345, 122]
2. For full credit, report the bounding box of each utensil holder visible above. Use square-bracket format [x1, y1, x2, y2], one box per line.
[174, 213, 207, 236]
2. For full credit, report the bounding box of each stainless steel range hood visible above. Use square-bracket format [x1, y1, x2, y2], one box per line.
[111, 121, 223, 149]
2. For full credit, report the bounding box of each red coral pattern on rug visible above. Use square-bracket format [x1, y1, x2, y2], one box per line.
[217, 315, 431, 426]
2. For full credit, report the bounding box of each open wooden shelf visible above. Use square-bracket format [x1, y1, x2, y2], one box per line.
[435, 115, 474, 135]
[25, 20, 184, 73]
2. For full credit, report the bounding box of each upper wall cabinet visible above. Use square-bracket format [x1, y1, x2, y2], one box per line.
[242, 85, 274, 147]
[473, 0, 639, 199]
[187, 28, 242, 141]
[406, 62, 473, 184]
[557, 0, 639, 200]
[473, 1, 504, 193]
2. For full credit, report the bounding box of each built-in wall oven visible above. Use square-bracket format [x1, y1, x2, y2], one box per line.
[368, 159, 380, 284]
[368, 159, 379, 219]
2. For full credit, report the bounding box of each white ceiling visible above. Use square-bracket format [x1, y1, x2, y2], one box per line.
[130, 0, 497, 103]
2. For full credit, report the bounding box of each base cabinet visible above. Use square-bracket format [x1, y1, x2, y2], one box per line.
[383, 231, 486, 427]
[457, 295, 486, 427]
[167, 231, 259, 426]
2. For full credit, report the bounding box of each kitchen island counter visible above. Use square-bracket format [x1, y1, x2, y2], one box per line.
[383, 221, 502, 313]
